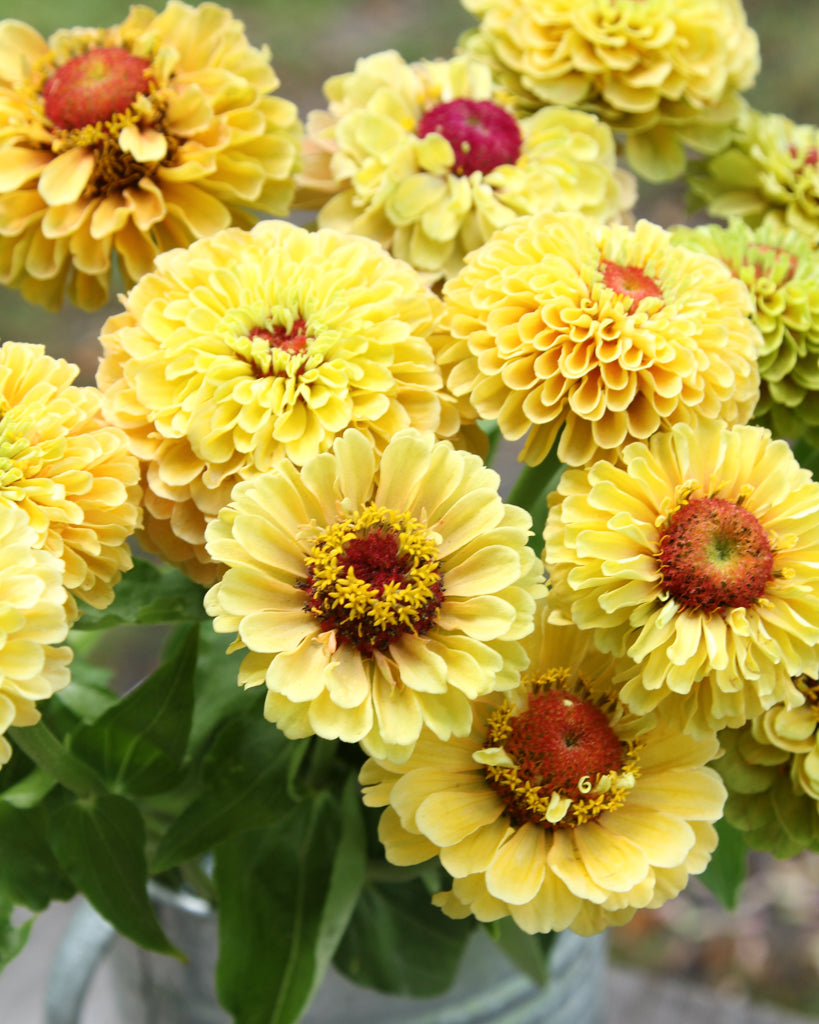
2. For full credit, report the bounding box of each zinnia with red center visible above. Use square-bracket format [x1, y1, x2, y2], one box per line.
[544, 419, 819, 736]
[360, 612, 725, 935]
[440, 211, 762, 467]
[203, 428, 546, 764]
[97, 219, 461, 586]
[296, 50, 635, 284]
[0, 2, 301, 310]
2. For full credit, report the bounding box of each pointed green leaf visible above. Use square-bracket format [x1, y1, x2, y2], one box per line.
[151, 716, 306, 874]
[70, 625, 198, 796]
[49, 794, 178, 956]
[0, 892, 34, 970]
[214, 784, 367, 1024]
[0, 803, 73, 909]
[333, 874, 473, 996]
[700, 817, 748, 909]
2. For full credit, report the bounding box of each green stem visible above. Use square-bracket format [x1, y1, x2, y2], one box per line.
[506, 445, 566, 554]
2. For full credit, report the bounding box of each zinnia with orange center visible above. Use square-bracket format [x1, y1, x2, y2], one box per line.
[0, 340, 141, 618]
[544, 419, 819, 736]
[97, 219, 461, 585]
[360, 611, 725, 935]
[203, 428, 546, 764]
[441, 212, 762, 467]
[0, 2, 301, 310]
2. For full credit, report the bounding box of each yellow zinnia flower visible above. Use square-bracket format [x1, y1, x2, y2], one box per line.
[97, 219, 462, 585]
[0, 502, 71, 769]
[544, 419, 819, 736]
[361, 612, 725, 935]
[0, 2, 302, 310]
[459, 0, 759, 182]
[441, 212, 761, 467]
[296, 50, 635, 284]
[717, 675, 819, 858]
[0, 341, 141, 618]
[203, 428, 546, 764]
[688, 106, 819, 246]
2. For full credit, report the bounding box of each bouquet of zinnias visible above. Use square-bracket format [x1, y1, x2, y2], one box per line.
[1, 1, 818, 1022]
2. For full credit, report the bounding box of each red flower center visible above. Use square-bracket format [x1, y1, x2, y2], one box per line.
[301, 507, 444, 656]
[416, 99, 522, 176]
[659, 496, 774, 614]
[249, 320, 310, 356]
[42, 47, 153, 131]
[485, 690, 624, 828]
[789, 143, 819, 167]
[600, 259, 663, 313]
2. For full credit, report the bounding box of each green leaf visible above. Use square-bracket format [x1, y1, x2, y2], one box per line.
[72, 558, 208, 631]
[8, 722, 105, 798]
[0, 803, 73, 910]
[700, 817, 748, 909]
[49, 793, 178, 956]
[486, 919, 555, 987]
[151, 715, 307, 874]
[186, 625, 258, 759]
[333, 874, 473, 997]
[69, 624, 198, 797]
[0, 892, 34, 971]
[214, 786, 367, 1024]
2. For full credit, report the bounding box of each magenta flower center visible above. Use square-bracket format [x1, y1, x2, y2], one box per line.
[249, 320, 310, 356]
[600, 259, 663, 313]
[659, 496, 774, 614]
[42, 47, 153, 131]
[416, 98, 522, 176]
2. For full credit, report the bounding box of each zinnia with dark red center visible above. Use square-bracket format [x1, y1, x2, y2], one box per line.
[361, 612, 726, 935]
[204, 427, 546, 764]
[545, 419, 819, 736]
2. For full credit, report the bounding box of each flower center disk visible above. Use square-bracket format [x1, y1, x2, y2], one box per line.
[481, 681, 633, 829]
[43, 47, 153, 131]
[659, 496, 774, 614]
[301, 505, 444, 655]
[416, 98, 522, 176]
[600, 259, 663, 314]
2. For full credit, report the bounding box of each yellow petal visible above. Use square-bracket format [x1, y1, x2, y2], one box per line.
[38, 149, 95, 206]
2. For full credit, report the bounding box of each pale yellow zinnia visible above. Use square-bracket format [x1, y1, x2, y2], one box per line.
[0, 2, 301, 310]
[0, 341, 141, 618]
[204, 428, 546, 764]
[296, 50, 635, 284]
[544, 419, 819, 736]
[361, 611, 725, 935]
[441, 211, 761, 467]
[97, 219, 462, 585]
[0, 502, 71, 769]
[459, 0, 759, 182]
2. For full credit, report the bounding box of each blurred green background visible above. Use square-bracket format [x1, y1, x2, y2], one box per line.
[3, 0, 819, 1014]
[2, 0, 816, 383]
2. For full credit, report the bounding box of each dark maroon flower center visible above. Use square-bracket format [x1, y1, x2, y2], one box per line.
[659, 496, 774, 614]
[416, 98, 522, 176]
[43, 47, 153, 130]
